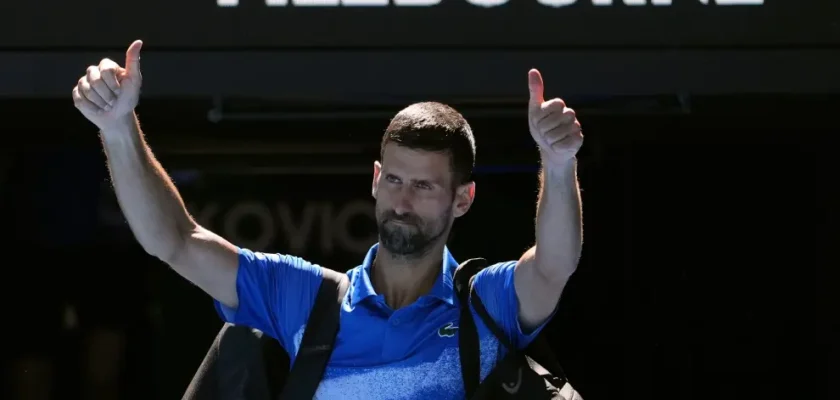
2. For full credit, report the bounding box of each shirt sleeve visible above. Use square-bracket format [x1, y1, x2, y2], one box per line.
[214, 248, 323, 354]
[470, 261, 557, 349]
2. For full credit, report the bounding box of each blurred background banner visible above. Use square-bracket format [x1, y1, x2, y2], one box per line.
[1, 0, 837, 49]
[4, 0, 840, 101]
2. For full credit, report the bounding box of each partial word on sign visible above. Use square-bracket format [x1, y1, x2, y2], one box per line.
[217, 0, 764, 7]
[189, 200, 377, 254]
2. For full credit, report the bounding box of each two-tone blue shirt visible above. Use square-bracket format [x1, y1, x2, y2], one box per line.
[215, 244, 553, 399]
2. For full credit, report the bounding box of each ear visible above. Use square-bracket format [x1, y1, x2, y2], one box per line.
[452, 181, 476, 218]
[372, 161, 382, 199]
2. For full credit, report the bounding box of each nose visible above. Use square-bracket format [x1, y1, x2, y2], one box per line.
[392, 186, 415, 216]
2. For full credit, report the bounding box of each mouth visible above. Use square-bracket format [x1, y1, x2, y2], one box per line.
[388, 219, 415, 226]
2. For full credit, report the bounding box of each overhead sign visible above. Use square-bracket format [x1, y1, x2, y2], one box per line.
[216, 0, 764, 6]
[1, 0, 835, 49]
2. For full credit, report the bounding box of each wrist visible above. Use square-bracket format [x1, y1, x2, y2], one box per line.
[542, 155, 576, 174]
[540, 156, 577, 189]
[99, 113, 138, 140]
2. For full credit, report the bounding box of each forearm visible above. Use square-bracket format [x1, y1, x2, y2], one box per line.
[100, 114, 195, 262]
[533, 158, 583, 281]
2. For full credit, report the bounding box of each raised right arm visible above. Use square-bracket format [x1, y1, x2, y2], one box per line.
[73, 41, 326, 346]
[72, 40, 239, 308]
[100, 115, 239, 308]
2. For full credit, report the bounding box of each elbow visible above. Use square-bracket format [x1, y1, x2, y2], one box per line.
[143, 238, 184, 266]
[142, 222, 196, 265]
[532, 246, 579, 284]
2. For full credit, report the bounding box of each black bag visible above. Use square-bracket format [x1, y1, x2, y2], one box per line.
[181, 267, 350, 400]
[454, 258, 583, 400]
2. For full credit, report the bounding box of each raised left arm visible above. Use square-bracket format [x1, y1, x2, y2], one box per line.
[515, 69, 584, 330]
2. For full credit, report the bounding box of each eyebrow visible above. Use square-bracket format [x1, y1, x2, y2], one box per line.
[388, 172, 443, 187]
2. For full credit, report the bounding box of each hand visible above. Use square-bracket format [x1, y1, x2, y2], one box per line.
[527, 69, 583, 167]
[72, 40, 144, 131]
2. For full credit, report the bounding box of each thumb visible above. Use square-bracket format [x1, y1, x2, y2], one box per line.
[528, 68, 544, 108]
[124, 40, 143, 79]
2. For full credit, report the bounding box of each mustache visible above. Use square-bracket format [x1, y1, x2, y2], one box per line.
[383, 211, 420, 225]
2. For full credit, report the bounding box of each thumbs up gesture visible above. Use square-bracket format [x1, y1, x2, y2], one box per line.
[72, 40, 144, 130]
[527, 69, 583, 167]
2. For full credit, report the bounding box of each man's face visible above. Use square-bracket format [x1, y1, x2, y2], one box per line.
[372, 143, 474, 258]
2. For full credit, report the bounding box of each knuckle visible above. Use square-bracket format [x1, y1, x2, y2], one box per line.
[541, 102, 560, 112]
[543, 98, 564, 108]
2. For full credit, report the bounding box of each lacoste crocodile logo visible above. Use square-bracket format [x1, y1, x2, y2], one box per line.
[438, 322, 458, 337]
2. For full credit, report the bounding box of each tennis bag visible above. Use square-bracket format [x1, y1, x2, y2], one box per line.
[454, 258, 583, 400]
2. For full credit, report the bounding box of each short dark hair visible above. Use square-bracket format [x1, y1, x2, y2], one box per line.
[380, 102, 476, 186]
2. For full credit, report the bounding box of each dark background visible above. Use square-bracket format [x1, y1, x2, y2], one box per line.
[1, 0, 835, 399]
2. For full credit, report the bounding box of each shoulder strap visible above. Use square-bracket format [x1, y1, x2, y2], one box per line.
[455, 258, 569, 391]
[469, 286, 568, 382]
[454, 258, 488, 399]
[278, 268, 350, 400]
[469, 288, 516, 350]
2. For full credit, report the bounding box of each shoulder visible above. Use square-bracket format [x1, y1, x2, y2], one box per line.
[238, 247, 323, 278]
[469, 261, 518, 318]
[472, 261, 517, 286]
[470, 260, 547, 348]
[470, 260, 518, 311]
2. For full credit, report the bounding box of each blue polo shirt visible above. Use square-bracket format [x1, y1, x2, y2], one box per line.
[214, 244, 553, 399]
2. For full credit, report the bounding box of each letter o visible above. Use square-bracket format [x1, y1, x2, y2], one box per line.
[466, 0, 508, 6]
[223, 202, 275, 251]
[334, 200, 377, 254]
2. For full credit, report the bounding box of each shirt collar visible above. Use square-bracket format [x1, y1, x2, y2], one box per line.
[350, 243, 459, 307]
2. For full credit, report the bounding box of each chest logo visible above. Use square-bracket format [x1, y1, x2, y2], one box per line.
[438, 322, 459, 337]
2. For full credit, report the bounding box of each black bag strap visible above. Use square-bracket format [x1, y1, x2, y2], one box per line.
[470, 289, 568, 382]
[454, 258, 569, 399]
[469, 288, 516, 351]
[278, 268, 350, 400]
[454, 258, 486, 399]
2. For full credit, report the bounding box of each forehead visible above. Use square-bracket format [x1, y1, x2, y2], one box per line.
[381, 143, 452, 180]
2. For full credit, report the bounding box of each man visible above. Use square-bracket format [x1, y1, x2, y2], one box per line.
[72, 40, 583, 399]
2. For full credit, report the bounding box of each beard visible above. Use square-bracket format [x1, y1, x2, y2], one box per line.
[377, 208, 450, 258]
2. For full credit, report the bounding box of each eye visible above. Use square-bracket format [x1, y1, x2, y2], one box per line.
[414, 181, 432, 190]
[385, 174, 401, 184]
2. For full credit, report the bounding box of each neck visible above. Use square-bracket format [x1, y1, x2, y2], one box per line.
[371, 242, 446, 310]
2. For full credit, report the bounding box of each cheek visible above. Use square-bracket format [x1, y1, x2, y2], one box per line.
[416, 197, 453, 220]
[374, 199, 390, 217]
[375, 190, 395, 206]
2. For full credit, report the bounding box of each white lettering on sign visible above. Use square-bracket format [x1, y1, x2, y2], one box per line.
[189, 200, 377, 254]
[218, 0, 764, 6]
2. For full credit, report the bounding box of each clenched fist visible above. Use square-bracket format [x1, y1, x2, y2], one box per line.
[72, 40, 143, 131]
[527, 69, 583, 167]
